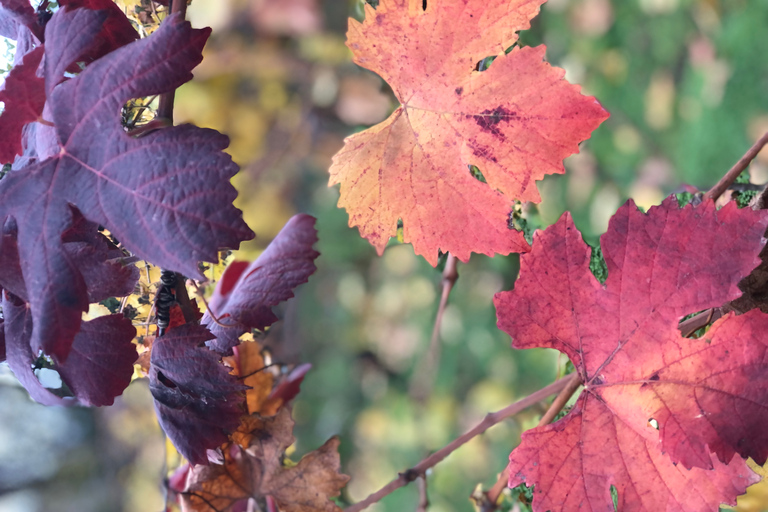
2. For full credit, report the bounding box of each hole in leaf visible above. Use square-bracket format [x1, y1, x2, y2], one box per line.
[648, 418, 659, 430]
[679, 308, 722, 338]
[422, 0, 427, 10]
[468, 165, 487, 183]
[121, 96, 159, 134]
[610, 485, 619, 511]
[475, 56, 496, 72]
[589, 244, 608, 284]
[396, 218, 404, 243]
[35, 367, 62, 389]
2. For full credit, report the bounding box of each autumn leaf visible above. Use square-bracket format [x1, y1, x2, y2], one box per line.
[329, 0, 609, 265]
[0, 46, 45, 163]
[202, 214, 319, 354]
[149, 323, 247, 465]
[224, 340, 275, 415]
[0, 9, 253, 361]
[181, 407, 349, 512]
[495, 197, 768, 511]
[2, 290, 137, 406]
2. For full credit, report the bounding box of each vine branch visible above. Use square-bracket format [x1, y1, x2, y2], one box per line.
[705, 130, 768, 202]
[479, 372, 582, 511]
[344, 373, 578, 512]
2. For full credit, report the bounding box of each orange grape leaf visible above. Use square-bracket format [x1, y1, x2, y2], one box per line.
[181, 407, 349, 512]
[495, 197, 768, 511]
[223, 340, 274, 415]
[329, 0, 609, 265]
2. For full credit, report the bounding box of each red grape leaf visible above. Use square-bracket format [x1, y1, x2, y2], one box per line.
[0, 46, 44, 164]
[0, 13, 253, 361]
[508, 397, 759, 512]
[203, 214, 319, 353]
[329, 0, 609, 265]
[2, 290, 137, 406]
[149, 323, 247, 465]
[495, 197, 768, 511]
[181, 407, 349, 512]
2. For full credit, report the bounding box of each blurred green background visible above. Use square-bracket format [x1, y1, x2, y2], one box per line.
[1, 0, 767, 511]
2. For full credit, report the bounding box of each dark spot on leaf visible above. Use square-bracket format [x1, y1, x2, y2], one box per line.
[455, 87, 463, 96]
[649, 373, 660, 381]
[473, 106, 515, 135]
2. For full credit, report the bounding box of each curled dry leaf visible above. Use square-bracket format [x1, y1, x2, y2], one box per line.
[329, 0, 609, 264]
[495, 197, 768, 512]
[182, 407, 349, 512]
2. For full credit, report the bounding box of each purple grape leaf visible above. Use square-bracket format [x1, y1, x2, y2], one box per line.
[149, 323, 247, 465]
[0, 46, 45, 164]
[56, 312, 137, 406]
[56, 0, 138, 66]
[2, 290, 137, 406]
[0, 13, 253, 361]
[202, 214, 319, 353]
[61, 207, 139, 302]
[0, 0, 44, 41]
[44, 3, 137, 96]
[0, 207, 138, 304]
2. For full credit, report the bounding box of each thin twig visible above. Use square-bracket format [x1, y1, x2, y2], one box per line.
[416, 476, 429, 512]
[705, 131, 768, 202]
[480, 372, 582, 511]
[343, 374, 576, 512]
[410, 254, 459, 401]
[679, 308, 722, 337]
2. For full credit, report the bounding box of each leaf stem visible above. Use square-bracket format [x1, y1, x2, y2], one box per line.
[705, 131, 768, 202]
[479, 372, 582, 511]
[410, 254, 459, 401]
[343, 374, 577, 512]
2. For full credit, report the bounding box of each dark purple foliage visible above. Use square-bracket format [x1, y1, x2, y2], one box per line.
[0, 46, 44, 163]
[202, 214, 319, 353]
[0, 0, 44, 41]
[149, 323, 247, 465]
[2, 291, 137, 406]
[0, 11, 253, 361]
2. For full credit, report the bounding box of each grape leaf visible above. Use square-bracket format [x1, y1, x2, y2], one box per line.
[181, 407, 349, 512]
[0, 0, 44, 41]
[0, 46, 45, 163]
[495, 197, 768, 511]
[149, 323, 247, 465]
[202, 214, 319, 353]
[0, 12, 253, 361]
[0, 2, 138, 164]
[2, 290, 137, 406]
[329, 0, 609, 265]
[0, 207, 138, 305]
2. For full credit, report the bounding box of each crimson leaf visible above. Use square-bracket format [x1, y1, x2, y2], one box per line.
[0, 46, 44, 163]
[149, 323, 247, 465]
[202, 214, 320, 353]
